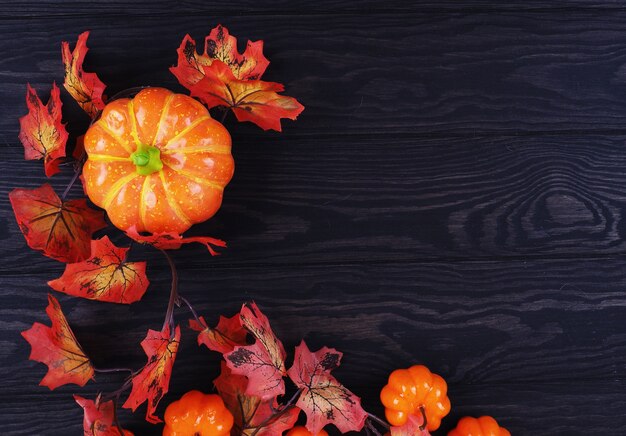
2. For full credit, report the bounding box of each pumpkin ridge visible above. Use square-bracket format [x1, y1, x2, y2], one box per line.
[127, 100, 141, 149]
[161, 115, 211, 151]
[158, 171, 191, 225]
[153, 93, 176, 147]
[96, 122, 134, 155]
[139, 175, 150, 231]
[102, 173, 141, 209]
[162, 166, 225, 191]
[162, 144, 232, 156]
[87, 154, 130, 162]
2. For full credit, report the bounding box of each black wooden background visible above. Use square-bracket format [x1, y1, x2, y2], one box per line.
[3, 1, 626, 435]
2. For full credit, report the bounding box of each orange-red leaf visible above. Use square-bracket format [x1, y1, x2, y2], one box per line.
[390, 415, 430, 436]
[225, 302, 287, 400]
[287, 341, 367, 434]
[74, 394, 134, 436]
[214, 362, 299, 436]
[125, 225, 226, 255]
[189, 314, 247, 354]
[206, 24, 269, 80]
[18, 83, 68, 177]
[21, 294, 94, 390]
[48, 236, 149, 304]
[9, 184, 107, 263]
[122, 325, 180, 424]
[62, 31, 106, 118]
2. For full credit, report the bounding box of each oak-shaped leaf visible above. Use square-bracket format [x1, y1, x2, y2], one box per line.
[214, 362, 299, 436]
[62, 31, 106, 118]
[9, 184, 107, 263]
[171, 34, 304, 132]
[21, 294, 94, 390]
[122, 325, 180, 424]
[390, 414, 430, 436]
[189, 314, 247, 354]
[48, 236, 149, 304]
[74, 394, 134, 436]
[18, 83, 68, 177]
[125, 225, 226, 256]
[225, 302, 287, 400]
[287, 341, 367, 434]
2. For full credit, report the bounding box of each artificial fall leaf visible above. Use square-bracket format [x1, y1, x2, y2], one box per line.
[171, 33, 304, 132]
[214, 362, 299, 436]
[125, 225, 226, 256]
[62, 31, 106, 118]
[21, 294, 94, 390]
[287, 341, 367, 435]
[18, 83, 69, 177]
[390, 415, 431, 436]
[48, 236, 149, 304]
[122, 325, 180, 424]
[74, 394, 134, 436]
[9, 184, 107, 263]
[189, 314, 247, 354]
[225, 302, 287, 400]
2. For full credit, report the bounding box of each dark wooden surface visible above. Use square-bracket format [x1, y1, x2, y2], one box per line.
[2, 2, 626, 435]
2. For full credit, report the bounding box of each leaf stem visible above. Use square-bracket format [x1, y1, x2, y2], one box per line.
[367, 412, 391, 430]
[160, 249, 179, 334]
[61, 161, 83, 201]
[112, 398, 125, 436]
[219, 107, 229, 124]
[366, 420, 384, 436]
[94, 367, 134, 374]
[179, 295, 202, 325]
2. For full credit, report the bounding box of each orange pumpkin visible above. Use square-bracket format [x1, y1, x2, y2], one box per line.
[163, 390, 233, 436]
[286, 426, 329, 436]
[82, 87, 234, 234]
[380, 364, 450, 431]
[448, 416, 511, 436]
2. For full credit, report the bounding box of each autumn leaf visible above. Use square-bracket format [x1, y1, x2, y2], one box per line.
[18, 83, 68, 177]
[62, 31, 106, 118]
[171, 31, 304, 131]
[189, 314, 247, 354]
[125, 225, 226, 255]
[214, 362, 299, 436]
[390, 414, 430, 436]
[122, 325, 180, 424]
[9, 184, 107, 263]
[74, 394, 134, 436]
[48, 236, 149, 304]
[287, 341, 367, 434]
[225, 302, 287, 400]
[21, 294, 94, 390]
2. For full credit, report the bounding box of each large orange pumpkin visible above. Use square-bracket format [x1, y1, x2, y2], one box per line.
[82, 87, 234, 234]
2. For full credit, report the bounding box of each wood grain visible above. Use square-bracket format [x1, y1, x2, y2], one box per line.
[5, 134, 626, 273]
[3, 257, 626, 434]
[5, 13, 626, 137]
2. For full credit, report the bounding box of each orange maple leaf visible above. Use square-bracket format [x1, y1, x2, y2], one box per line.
[287, 341, 367, 434]
[18, 83, 68, 177]
[189, 314, 247, 354]
[125, 225, 226, 256]
[48, 236, 149, 304]
[122, 325, 180, 424]
[171, 27, 304, 131]
[21, 294, 94, 390]
[74, 394, 134, 436]
[9, 184, 107, 263]
[62, 31, 106, 118]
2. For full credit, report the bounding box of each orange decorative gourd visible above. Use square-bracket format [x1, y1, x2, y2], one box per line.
[286, 426, 329, 436]
[448, 416, 511, 436]
[163, 390, 233, 436]
[83, 87, 234, 234]
[380, 364, 451, 431]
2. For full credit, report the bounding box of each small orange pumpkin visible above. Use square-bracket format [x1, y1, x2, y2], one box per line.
[163, 390, 233, 436]
[286, 426, 329, 436]
[380, 364, 451, 431]
[448, 416, 511, 436]
[82, 87, 234, 234]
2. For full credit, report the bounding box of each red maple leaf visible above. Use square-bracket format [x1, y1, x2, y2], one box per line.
[125, 225, 226, 256]
[224, 302, 287, 400]
[214, 362, 299, 436]
[9, 184, 107, 263]
[62, 31, 106, 118]
[74, 394, 134, 436]
[189, 314, 247, 354]
[171, 28, 304, 132]
[122, 325, 180, 423]
[48, 236, 149, 304]
[18, 83, 68, 177]
[21, 294, 94, 390]
[287, 341, 367, 434]
[390, 414, 431, 436]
